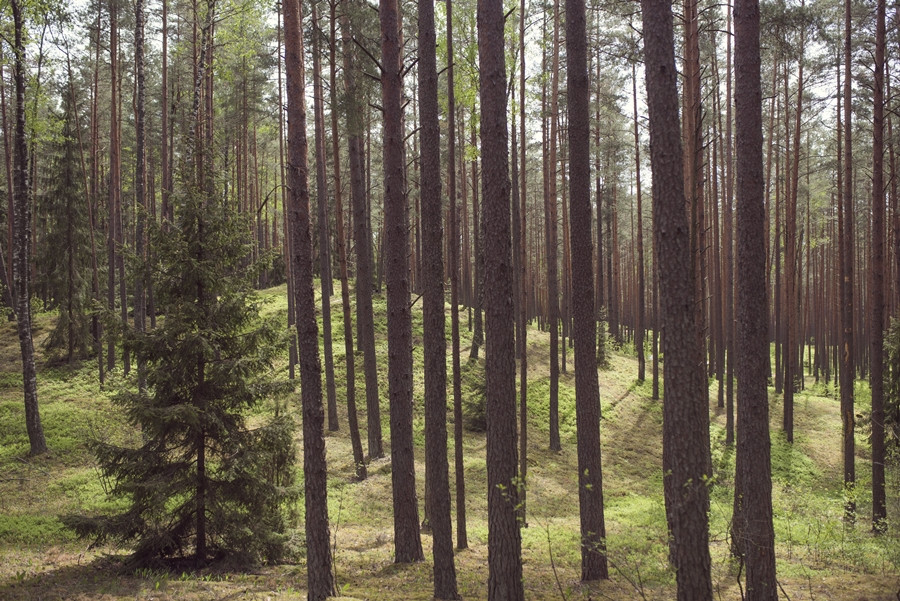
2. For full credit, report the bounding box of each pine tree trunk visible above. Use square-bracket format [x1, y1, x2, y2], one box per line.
[107, 0, 119, 374]
[517, 0, 529, 528]
[446, 0, 467, 550]
[134, 0, 147, 388]
[284, 0, 336, 595]
[478, 1, 524, 597]
[784, 18, 805, 443]
[734, 1, 777, 596]
[632, 63, 645, 383]
[871, 0, 887, 532]
[340, 3, 382, 460]
[419, 1, 458, 593]
[840, 0, 856, 520]
[469, 124, 483, 360]
[546, 0, 561, 452]
[568, 0, 608, 580]
[380, 0, 424, 564]
[724, 5, 736, 442]
[311, 0, 338, 433]
[639, 4, 712, 599]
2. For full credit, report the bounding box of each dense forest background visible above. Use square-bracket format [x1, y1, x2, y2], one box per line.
[1, 0, 900, 599]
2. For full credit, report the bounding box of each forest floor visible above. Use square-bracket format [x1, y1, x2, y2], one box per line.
[0, 283, 899, 600]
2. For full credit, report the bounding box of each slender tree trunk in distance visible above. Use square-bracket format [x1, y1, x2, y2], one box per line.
[568, 0, 608, 580]
[88, 10, 104, 383]
[284, 0, 336, 595]
[161, 0, 170, 226]
[734, 1, 777, 597]
[469, 127, 483, 360]
[445, 0, 467, 549]
[107, 0, 119, 374]
[632, 63, 645, 383]
[724, 4, 736, 443]
[640, 4, 713, 599]
[277, 4, 297, 381]
[311, 0, 338, 433]
[547, 0, 561, 452]
[871, 0, 887, 532]
[840, 0, 856, 520]
[340, 4, 383, 460]
[380, 0, 424, 564]
[419, 1, 458, 593]
[328, 63, 365, 480]
[325, 0, 364, 479]
[11, 0, 47, 456]
[134, 0, 147, 390]
[784, 19, 805, 443]
[518, 0, 528, 527]
[479, 0, 525, 597]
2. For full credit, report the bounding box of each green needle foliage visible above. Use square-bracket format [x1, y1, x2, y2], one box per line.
[36, 92, 93, 361]
[65, 184, 298, 567]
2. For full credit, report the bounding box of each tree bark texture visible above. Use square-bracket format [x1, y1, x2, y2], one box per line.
[734, 1, 778, 597]
[11, 0, 47, 456]
[567, 0, 608, 581]
[871, 0, 887, 531]
[284, 0, 336, 595]
[639, 4, 712, 600]
[419, 1, 459, 594]
[478, 0, 524, 598]
[380, 0, 424, 564]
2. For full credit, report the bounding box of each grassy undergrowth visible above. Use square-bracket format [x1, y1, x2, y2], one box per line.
[0, 284, 898, 600]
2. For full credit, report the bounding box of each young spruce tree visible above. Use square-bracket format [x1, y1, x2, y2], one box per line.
[37, 94, 93, 362]
[67, 182, 298, 567]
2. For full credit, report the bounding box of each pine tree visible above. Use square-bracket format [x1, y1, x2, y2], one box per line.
[66, 188, 298, 567]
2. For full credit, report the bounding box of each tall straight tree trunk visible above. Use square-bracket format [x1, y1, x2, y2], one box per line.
[594, 47, 607, 367]
[445, 0, 467, 550]
[840, 0, 856, 520]
[311, 0, 338, 433]
[89, 9, 104, 383]
[10, 0, 46, 456]
[568, 0, 608, 580]
[134, 0, 147, 389]
[340, 5, 383, 460]
[419, 1, 458, 594]
[632, 63, 645, 382]
[734, 1, 777, 597]
[161, 0, 170, 225]
[871, 0, 887, 532]
[683, 0, 703, 360]
[284, 0, 336, 595]
[640, 4, 713, 600]
[469, 125, 483, 360]
[277, 3, 297, 381]
[517, 0, 529, 527]
[547, 0, 561, 452]
[784, 19, 805, 443]
[478, 0, 525, 597]
[107, 0, 119, 374]
[724, 4, 735, 442]
[327, 0, 364, 480]
[380, 0, 424, 564]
